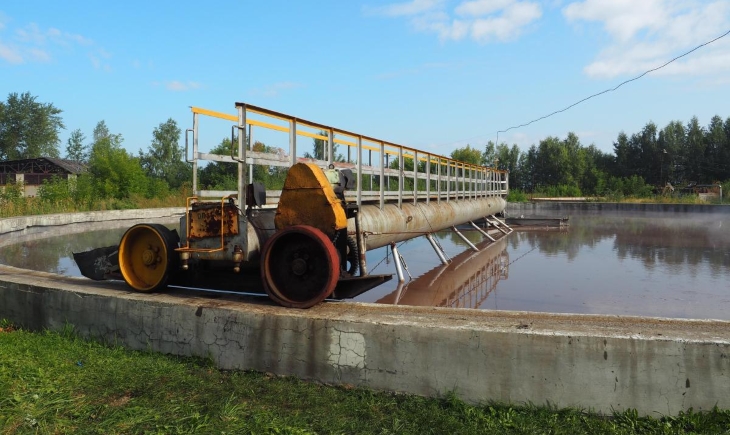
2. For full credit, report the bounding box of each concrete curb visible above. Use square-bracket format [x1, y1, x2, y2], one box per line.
[1, 265, 729, 416]
[0, 208, 185, 235]
[507, 201, 730, 214]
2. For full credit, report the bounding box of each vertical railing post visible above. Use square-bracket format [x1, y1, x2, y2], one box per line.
[237, 105, 247, 210]
[413, 150, 418, 205]
[328, 127, 334, 166]
[248, 124, 254, 184]
[446, 160, 451, 202]
[357, 136, 363, 206]
[461, 162, 466, 200]
[436, 157, 441, 204]
[369, 149, 373, 192]
[379, 142, 385, 210]
[460, 163, 464, 199]
[398, 146, 404, 208]
[289, 119, 297, 167]
[426, 153, 431, 205]
[192, 112, 199, 195]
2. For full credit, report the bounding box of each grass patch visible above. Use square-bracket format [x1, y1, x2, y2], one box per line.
[2, 327, 730, 434]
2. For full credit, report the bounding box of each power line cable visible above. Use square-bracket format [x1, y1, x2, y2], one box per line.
[490, 29, 730, 146]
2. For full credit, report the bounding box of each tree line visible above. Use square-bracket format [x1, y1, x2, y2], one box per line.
[451, 115, 730, 198]
[3, 91, 730, 211]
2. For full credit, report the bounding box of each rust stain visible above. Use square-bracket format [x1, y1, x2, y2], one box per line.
[189, 203, 239, 239]
[274, 163, 347, 237]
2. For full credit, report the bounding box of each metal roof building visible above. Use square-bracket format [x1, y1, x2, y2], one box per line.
[0, 157, 87, 196]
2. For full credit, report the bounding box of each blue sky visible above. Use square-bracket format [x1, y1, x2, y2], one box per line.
[1, 0, 729, 159]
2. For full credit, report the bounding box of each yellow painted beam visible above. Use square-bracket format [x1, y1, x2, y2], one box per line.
[191, 107, 237, 122]
[191, 106, 499, 172]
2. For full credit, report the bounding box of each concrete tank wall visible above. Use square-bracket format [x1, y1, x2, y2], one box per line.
[1, 266, 729, 417]
[0, 208, 185, 236]
[507, 201, 730, 214]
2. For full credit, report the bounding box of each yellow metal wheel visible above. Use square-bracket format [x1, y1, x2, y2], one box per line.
[119, 224, 178, 292]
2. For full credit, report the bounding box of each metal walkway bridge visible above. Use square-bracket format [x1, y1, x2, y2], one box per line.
[186, 103, 509, 209]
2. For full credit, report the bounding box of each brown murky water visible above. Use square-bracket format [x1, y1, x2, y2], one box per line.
[1, 211, 728, 319]
[356, 211, 730, 320]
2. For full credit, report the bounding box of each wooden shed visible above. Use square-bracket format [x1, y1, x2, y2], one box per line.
[0, 157, 86, 197]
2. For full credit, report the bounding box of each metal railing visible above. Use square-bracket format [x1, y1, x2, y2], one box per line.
[185, 103, 509, 209]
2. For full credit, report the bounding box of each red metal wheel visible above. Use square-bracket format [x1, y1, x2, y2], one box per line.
[260, 225, 339, 308]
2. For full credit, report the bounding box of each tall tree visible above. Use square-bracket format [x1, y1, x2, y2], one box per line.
[450, 144, 483, 165]
[482, 141, 496, 166]
[657, 120, 685, 184]
[704, 115, 728, 181]
[139, 118, 189, 188]
[65, 128, 87, 163]
[685, 116, 705, 183]
[613, 132, 632, 178]
[87, 121, 147, 199]
[93, 120, 110, 143]
[0, 92, 64, 160]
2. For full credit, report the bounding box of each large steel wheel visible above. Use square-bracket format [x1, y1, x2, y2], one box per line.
[119, 224, 178, 292]
[260, 225, 339, 308]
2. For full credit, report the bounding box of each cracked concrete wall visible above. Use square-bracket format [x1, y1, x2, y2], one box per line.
[2, 273, 729, 416]
[0, 208, 185, 236]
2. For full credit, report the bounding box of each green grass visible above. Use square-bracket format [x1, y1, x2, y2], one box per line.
[2, 326, 730, 434]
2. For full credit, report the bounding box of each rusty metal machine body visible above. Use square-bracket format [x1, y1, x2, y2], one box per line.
[74, 102, 510, 308]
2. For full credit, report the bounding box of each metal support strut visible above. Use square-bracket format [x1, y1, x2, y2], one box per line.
[425, 233, 451, 265]
[485, 215, 512, 235]
[470, 221, 496, 242]
[390, 242, 406, 282]
[491, 215, 513, 234]
[451, 226, 479, 252]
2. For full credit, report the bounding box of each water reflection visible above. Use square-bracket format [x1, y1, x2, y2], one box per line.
[377, 238, 509, 308]
[0, 226, 127, 276]
[0, 220, 176, 276]
[1, 212, 729, 319]
[362, 211, 730, 319]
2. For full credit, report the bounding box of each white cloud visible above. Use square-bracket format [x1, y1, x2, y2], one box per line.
[0, 42, 23, 64]
[166, 81, 202, 92]
[563, 0, 730, 79]
[471, 2, 542, 42]
[365, 0, 445, 17]
[15, 23, 46, 45]
[456, 0, 514, 17]
[368, 0, 542, 43]
[0, 15, 101, 66]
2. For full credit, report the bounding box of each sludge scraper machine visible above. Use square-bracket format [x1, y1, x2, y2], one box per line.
[74, 102, 508, 308]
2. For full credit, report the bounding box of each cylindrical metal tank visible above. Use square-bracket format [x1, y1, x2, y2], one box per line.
[351, 197, 506, 250]
[245, 197, 506, 258]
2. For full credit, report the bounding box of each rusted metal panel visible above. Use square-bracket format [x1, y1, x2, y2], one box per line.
[188, 202, 239, 239]
[274, 163, 347, 237]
